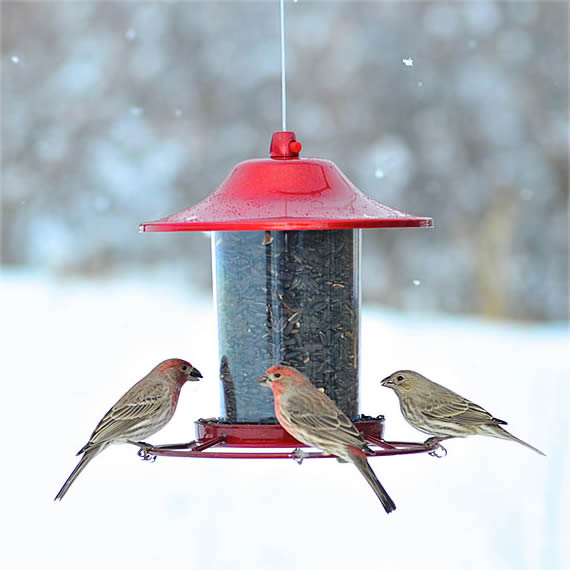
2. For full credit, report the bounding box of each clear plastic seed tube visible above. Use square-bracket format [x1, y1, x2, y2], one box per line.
[212, 229, 361, 423]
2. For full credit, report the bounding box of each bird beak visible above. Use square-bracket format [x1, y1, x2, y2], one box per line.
[381, 376, 392, 387]
[190, 367, 203, 380]
[257, 374, 270, 386]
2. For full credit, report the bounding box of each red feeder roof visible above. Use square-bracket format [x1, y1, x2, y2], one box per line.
[140, 131, 433, 232]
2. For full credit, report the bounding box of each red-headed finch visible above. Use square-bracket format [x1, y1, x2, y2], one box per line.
[55, 358, 202, 501]
[258, 365, 396, 514]
[381, 370, 544, 455]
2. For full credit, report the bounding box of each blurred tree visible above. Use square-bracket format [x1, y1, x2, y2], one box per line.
[1, 1, 568, 321]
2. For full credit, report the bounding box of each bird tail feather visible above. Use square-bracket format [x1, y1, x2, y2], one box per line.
[54, 446, 103, 501]
[483, 425, 545, 456]
[348, 447, 396, 513]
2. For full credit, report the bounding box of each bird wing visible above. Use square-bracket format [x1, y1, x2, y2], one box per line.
[284, 391, 366, 450]
[421, 397, 500, 426]
[79, 381, 171, 452]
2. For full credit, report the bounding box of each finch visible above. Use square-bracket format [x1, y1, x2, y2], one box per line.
[55, 358, 203, 501]
[258, 365, 396, 513]
[381, 370, 544, 455]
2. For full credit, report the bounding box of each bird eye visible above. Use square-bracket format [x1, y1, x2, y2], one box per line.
[397, 375, 403, 381]
[181, 364, 188, 371]
[273, 373, 281, 378]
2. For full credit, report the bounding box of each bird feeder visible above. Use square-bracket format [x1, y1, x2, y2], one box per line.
[139, 131, 437, 460]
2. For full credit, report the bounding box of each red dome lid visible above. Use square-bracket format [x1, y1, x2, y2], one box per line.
[140, 132, 433, 232]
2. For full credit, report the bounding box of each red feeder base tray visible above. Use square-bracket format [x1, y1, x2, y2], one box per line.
[136, 418, 440, 460]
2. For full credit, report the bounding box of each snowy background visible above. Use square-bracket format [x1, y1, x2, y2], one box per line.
[0, 271, 567, 570]
[1, 1, 569, 570]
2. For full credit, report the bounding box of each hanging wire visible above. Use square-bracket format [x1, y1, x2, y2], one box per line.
[280, 0, 287, 131]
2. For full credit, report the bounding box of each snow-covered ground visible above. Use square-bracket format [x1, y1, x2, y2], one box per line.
[1, 271, 567, 570]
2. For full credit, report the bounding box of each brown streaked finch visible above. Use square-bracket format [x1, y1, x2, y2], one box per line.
[381, 370, 544, 455]
[258, 365, 396, 514]
[55, 358, 203, 501]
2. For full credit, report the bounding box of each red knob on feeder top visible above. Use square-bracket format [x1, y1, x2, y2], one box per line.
[269, 131, 302, 158]
[289, 140, 302, 154]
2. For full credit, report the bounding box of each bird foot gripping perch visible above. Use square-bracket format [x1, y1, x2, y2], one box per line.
[425, 437, 450, 458]
[135, 440, 201, 461]
[291, 447, 327, 464]
[135, 442, 157, 462]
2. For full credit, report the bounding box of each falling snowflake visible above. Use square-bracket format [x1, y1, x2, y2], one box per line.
[374, 168, 385, 179]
